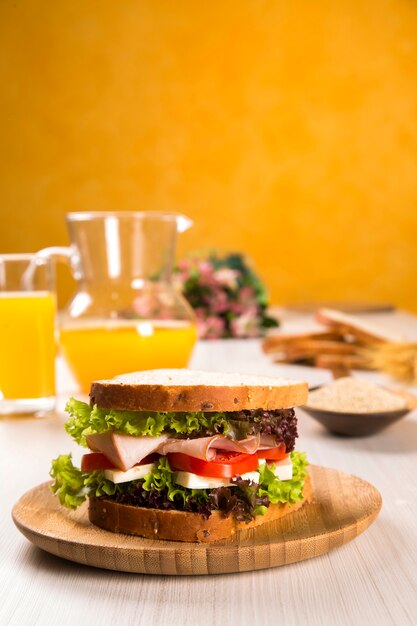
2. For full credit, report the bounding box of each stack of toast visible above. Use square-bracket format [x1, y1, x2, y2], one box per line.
[262, 308, 404, 377]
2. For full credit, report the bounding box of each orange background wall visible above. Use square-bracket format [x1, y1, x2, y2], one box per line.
[1, 0, 417, 310]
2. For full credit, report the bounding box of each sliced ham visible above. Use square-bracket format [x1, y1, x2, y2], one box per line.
[259, 434, 279, 449]
[158, 433, 260, 461]
[86, 431, 270, 471]
[86, 432, 169, 471]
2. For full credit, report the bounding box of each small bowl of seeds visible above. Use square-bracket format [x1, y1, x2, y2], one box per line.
[303, 377, 417, 436]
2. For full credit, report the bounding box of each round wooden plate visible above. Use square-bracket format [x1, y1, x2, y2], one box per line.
[12, 466, 382, 575]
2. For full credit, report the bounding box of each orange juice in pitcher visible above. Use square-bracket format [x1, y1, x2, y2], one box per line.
[40, 212, 197, 391]
[60, 319, 197, 392]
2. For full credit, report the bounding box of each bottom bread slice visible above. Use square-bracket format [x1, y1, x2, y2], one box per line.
[88, 474, 313, 543]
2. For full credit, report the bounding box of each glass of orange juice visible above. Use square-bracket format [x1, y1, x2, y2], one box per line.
[0, 254, 56, 415]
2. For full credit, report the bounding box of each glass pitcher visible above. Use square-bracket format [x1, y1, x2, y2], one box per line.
[40, 211, 197, 392]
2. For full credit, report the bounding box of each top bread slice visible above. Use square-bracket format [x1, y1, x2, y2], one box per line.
[89, 369, 308, 412]
[316, 308, 404, 344]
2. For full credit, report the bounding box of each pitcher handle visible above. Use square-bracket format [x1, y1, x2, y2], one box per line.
[35, 246, 81, 279]
[35, 246, 72, 259]
[21, 246, 77, 291]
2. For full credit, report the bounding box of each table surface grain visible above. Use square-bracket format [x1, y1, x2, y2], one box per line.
[1, 310, 417, 626]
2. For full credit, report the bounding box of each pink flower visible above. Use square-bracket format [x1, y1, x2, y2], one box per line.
[196, 313, 226, 339]
[177, 259, 192, 272]
[194, 307, 207, 321]
[197, 271, 218, 290]
[214, 268, 240, 290]
[230, 310, 261, 338]
[132, 294, 174, 320]
[229, 301, 244, 315]
[238, 286, 256, 306]
[133, 294, 158, 318]
[198, 261, 214, 277]
[207, 289, 229, 314]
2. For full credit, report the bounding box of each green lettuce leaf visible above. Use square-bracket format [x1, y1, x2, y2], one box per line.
[64, 398, 230, 447]
[49, 453, 208, 511]
[257, 450, 308, 505]
[49, 450, 309, 518]
[142, 457, 210, 507]
[49, 453, 118, 509]
[168, 412, 230, 438]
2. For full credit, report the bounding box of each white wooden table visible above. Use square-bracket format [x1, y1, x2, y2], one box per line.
[1, 311, 417, 626]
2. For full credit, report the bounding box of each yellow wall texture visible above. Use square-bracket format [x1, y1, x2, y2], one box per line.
[1, 0, 417, 310]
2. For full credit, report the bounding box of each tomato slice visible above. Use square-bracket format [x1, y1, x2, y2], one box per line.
[167, 451, 259, 478]
[257, 444, 288, 462]
[81, 452, 115, 472]
[81, 452, 160, 472]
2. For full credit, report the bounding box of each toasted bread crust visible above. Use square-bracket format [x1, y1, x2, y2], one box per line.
[262, 331, 344, 354]
[88, 475, 312, 543]
[316, 308, 403, 345]
[89, 377, 308, 412]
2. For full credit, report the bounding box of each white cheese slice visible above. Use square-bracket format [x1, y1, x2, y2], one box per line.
[271, 457, 293, 481]
[174, 472, 231, 489]
[103, 463, 154, 484]
[174, 470, 260, 490]
[102, 457, 293, 488]
[174, 459, 293, 490]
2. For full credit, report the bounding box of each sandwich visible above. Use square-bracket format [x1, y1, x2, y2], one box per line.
[50, 369, 311, 542]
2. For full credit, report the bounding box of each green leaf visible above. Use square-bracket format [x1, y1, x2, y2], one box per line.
[49, 453, 118, 509]
[64, 398, 232, 446]
[257, 451, 308, 505]
[142, 457, 209, 506]
[261, 315, 279, 329]
[64, 399, 94, 446]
